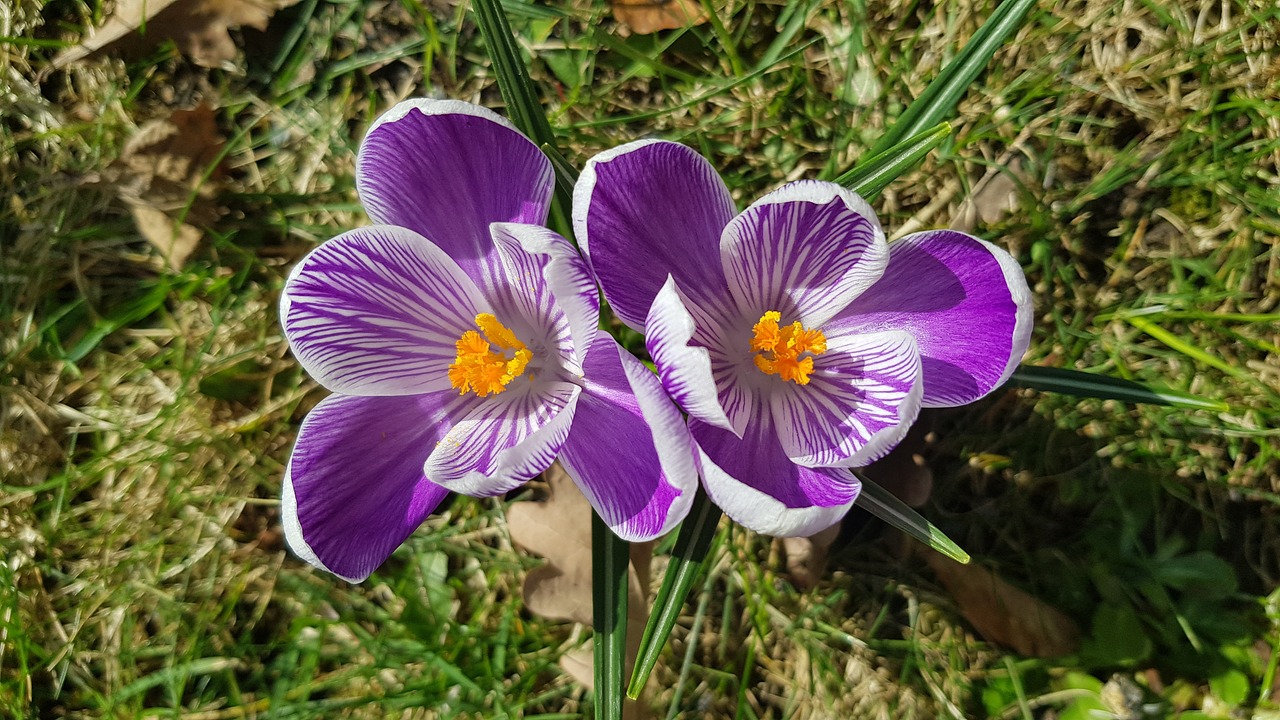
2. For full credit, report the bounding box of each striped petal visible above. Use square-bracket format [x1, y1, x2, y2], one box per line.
[280, 225, 488, 396]
[574, 139, 737, 330]
[690, 412, 861, 538]
[644, 276, 736, 433]
[829, 230, 1033, 407]
[559, 336, 699, 542]
[425, 379, 581, 497]
[488, 223, 600, 374]
[721, 181, 887, 326]
[282, 393, 456, 583]
[356, 99, 553, 284]
[770, 330, 923, 468]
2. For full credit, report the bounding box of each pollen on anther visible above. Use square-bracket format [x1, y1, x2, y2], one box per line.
[749, 310, 826, 385]
[449, 314, 532, 397]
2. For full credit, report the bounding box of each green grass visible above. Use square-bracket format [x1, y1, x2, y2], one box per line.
[1, 0, 1278, 717]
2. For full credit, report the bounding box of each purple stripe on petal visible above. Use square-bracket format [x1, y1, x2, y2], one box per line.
[770, 330, 923, 468]
[690, 414, 860, 538]
[425, 379, 581, 497]
[281, 225, 489, 396]
[829, 230, 1033, 407]
[559, 336, 698, 542]
[721, 180, 887, 326]
[645, 276, 736, 432]
[282, 392, 457, 582]
[488, 223, 600, 374]
[574, 140, 736, 330]
[356, 100, 553, 284]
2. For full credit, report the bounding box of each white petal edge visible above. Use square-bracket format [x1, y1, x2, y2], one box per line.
[282, 460, 362, 583]
[695, 446, 860, 537]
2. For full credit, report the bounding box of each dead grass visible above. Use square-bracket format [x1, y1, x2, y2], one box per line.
[0, 0, 1277, 717]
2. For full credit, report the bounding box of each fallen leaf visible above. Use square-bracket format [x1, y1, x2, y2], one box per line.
[782, 524, 840, 591]
[52, 0, 299, 69]
[507, 463, 653, 712]
[110, 103, 226, 269]
[610, 0, 708, 36]
[952, 159, 1026, 233]
[926, 552, 1081, 657]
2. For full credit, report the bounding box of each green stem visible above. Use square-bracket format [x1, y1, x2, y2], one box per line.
[592, 511, 629, 720]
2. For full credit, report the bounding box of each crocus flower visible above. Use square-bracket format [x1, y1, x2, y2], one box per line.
[574, 140, 1033, 537]
[279, 100, 698, 582]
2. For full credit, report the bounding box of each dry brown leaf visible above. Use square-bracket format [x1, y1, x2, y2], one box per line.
[952, 159, 1027, 233]
[507, 463, 653, 713]
[781, 524, 840, 590]
[52, 0, 299, 69]
[926, 553, 1081, 657]
[611, 0, 708, 36]
[111, 103, 226, 269]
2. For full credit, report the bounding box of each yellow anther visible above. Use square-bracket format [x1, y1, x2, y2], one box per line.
[448, 314, 531, 397]
[749, 310, 826, 385]
[476, 313, 521, 350]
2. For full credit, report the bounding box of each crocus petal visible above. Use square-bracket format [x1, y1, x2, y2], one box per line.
[280, 225, 489, 396]
[574, 139, 738, 330]
[645, 276, 736, 433]
[721, 180, 887, 326]
[770, 330, 923, 468]
[559, 336, 699, 542]
[282, 393, 455, 583]
[356, 99, 553, 283]
[690, 415, 861, 537]
[425, 380, 582, 497]
[488, 222, 600, 374]
[829, 230, 1033, 407]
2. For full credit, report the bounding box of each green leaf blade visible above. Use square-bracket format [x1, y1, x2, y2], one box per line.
[869, 0, 1039, 156]
[837, 122, 952, 201]
[855, 477, 971, 564]
[1008, 365, 1229, 411]
[592, 512, 630, 720]
[626, 488, 722, 699]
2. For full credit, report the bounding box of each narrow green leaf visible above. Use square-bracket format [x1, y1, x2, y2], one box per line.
[541, 141, 579, 197]
[626, 487, 722, 699]
[855, 476, 971, 564]
[868, 0, 1039, 156]
[1008, 365, 1230, 411]
[592, 511, 629, 720]
[1125, 316, 1257, 383]
[836, 122, 952, 201]
[471, 0, 572, 238]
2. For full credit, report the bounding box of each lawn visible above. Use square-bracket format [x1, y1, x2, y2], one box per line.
[1, 0, 1278, 717]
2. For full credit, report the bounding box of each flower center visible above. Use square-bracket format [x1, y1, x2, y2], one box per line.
[448, 313, 533, 397]
[749, 310, 827, 385]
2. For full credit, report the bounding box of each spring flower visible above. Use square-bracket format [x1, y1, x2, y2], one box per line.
[574, 140, 1033, 537]
[279, 101, 697, 582]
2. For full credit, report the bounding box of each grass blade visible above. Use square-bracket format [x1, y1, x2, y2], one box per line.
[592, 511, 630, 720]
[627, 488, 722, 699]
[868, 0, 1039, 156]
[837, 122, 952, 201]
[855, 476, 971, 564]
[471, 0, 571, 238]
[1008, 365, 1230, 411]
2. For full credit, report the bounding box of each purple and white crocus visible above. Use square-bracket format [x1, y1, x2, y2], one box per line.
[279, 100, 698, 582]
[574, 140, 1033, 537]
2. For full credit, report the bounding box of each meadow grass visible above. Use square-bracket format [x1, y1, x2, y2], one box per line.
[1, 0, 1278, 717]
